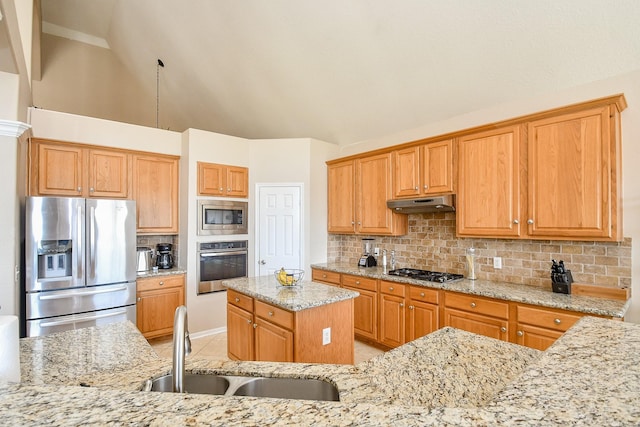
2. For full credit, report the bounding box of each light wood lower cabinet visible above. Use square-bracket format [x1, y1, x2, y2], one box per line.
[341, 274, 378, 342]
[515, 304, 582, 350]
[407, 286, 439, 342]
[136, 274, 185, 339]
[226, 288, 354, 364]
[443, 292, 510, 342]
[378, 281, 406, 348]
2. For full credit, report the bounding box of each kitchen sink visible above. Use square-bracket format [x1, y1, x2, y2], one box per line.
[232, 377, 340, 401]
[146, 374, 340, 401]
[149, 374, 229, 395]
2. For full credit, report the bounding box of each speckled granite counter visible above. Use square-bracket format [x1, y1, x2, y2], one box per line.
[312, 262, 630, 317]
[2, 317, 640, 425]
[222, 275, 359, 311]
[136, 267, 186, 278]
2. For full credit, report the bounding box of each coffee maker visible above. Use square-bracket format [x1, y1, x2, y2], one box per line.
[358, 238, 377, 268]
[156, 243, 174, 269]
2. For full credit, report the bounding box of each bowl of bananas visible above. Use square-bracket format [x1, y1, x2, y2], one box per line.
[275, 268, 305, 286]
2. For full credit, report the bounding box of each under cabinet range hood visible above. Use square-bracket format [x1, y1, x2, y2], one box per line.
[386, 195, 455, 213]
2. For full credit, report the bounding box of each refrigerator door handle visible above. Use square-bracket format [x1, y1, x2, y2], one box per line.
[39, 309, 129, 328]
[76, 203, 84, 280]
[38, 285, 129, 300]
[88, 205, 96, 280]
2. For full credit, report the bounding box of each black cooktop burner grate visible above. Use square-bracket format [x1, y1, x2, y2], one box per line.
[387, 268, 464, 283]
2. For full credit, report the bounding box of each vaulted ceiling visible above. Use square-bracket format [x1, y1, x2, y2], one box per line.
[40, 0, 640, 145]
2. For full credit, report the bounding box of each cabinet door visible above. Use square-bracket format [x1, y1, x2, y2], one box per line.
[344, 285, 377, 341]
[515, 324, 562, 351]
[407, 300, 438, 342]
[379, 293, 405, 348]
[393, 146, 421, 198]
[133, 155, 179, 234]
[225, 165, 249, 197]
[457, 125, 522, 238]
[88, 149, 130, 198]
[254, 318, 294, 362]
[227, 303, 255, 360]
[136, 286, 184, 339]
[528, 106, 613, 239]
[443, 308, 509, 342]
[35, 143, 84, 196]
[327, 160, 356, 233]
[422, 139, 454, 195]
[198, 162, 225, 196]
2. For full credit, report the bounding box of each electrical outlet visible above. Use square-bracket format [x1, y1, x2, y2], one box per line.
[374, 247, 380, 256]
[493, 257, 502, 269]
[322, 327, 331, 345]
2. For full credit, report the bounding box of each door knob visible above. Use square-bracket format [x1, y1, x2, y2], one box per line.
[259, 260, 266, 265]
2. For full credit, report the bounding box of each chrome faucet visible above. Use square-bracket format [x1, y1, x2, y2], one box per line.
[172, 305, 192, 393]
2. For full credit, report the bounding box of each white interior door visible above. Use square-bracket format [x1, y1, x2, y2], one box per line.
[257, 185, 302, 276]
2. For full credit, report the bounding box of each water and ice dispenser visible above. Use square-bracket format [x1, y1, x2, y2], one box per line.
[37, 240, 72, 279]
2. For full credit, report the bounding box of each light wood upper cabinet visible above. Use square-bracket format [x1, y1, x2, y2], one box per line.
[133, 154, 179, 234]
[527, 106, 620, 240]
[327, 153, 407, 235]
[197, 162, 248, 198]
[456, 125, 523, 238]
[393, 139, 454, 198]
[30, 141, 130, 198]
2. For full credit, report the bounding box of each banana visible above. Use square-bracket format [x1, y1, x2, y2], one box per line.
[277, 267, 287, 284]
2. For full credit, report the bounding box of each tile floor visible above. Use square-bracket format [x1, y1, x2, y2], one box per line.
[149, 332, 384, 365]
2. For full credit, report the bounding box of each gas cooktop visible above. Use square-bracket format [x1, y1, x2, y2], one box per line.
[387, 268, 464, 283]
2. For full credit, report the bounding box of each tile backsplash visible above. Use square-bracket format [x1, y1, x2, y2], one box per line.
[327, 212, 631, 290]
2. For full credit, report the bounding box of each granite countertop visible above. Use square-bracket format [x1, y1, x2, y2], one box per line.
[312, 262, 630, 318]
[2, 317, 640, 425]
[136, 267, 186, 278]
[222, 275, 359, 311]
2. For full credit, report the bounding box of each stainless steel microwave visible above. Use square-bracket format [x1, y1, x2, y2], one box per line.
[197, 200, 248, 235]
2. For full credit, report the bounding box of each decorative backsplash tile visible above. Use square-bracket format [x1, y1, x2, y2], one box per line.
[327, 212, 632, 290]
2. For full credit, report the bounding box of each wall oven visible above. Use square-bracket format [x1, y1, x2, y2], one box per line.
[197, 240, 248, 294]
[197, 200, 248, 235]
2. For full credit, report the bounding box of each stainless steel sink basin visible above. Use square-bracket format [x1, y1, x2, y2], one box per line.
[149, 374, 229, 395]
[146, 374, 339, 401]
[233, 377, 340, 401]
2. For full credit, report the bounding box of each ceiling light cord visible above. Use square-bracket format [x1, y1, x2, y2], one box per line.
[156, 59, 164, 128]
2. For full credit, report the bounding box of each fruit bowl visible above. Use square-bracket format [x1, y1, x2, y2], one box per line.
[275, 268, 305, 286]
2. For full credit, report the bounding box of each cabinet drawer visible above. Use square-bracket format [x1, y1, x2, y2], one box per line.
[409, 286, 439, 305]
[137, 274, 184, 292]
[311, 269, 341, 285]
[444, 292, 509, 320]
[255, 300, 294, 330]
[517, 305, 582, 332]
[379, 280, 406, 297]
[227, 289, 254, 312]
[341, 274, 377, 292]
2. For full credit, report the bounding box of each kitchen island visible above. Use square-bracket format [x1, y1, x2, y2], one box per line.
[222, 276, 359, 364]
[2, 316, 640, 425]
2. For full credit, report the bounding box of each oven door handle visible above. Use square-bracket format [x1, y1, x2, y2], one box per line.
[199, 250, 248, 258]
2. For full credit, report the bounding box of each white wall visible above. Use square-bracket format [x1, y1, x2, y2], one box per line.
[339, 69, 640, 323]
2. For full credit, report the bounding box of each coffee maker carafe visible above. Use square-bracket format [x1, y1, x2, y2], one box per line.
[156, 243, 174, 269]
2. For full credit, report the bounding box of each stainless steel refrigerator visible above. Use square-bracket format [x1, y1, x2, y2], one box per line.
[24, 196, 137, 337]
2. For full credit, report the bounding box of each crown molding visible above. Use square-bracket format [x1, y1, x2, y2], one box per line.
[0, 120, 31, 138]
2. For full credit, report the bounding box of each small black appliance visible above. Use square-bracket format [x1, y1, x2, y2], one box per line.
[156, 243, 174, 269]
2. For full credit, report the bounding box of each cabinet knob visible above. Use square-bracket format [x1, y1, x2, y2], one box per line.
[268, 311, 274, 316]
[246, 319, 251, 325]
[219, 187, 224, 192]
[227, 188, 231, 192]
[409, 305, 414, 310]
[159, 281, 164, 286]
[235, 297, 240, 303]
[389, 287, 394, 291]
[414, 186, 419, 190]
[137, 297, 141, 302]
[500, 327, 507, 333]
[424, 185, 428, 190]
[554, 318, 561, 325]
[513, 219, 519, 224]
[420, 292, 425, 297]
[470, 302, 476, 308]
[77, 187, 82, 192]
[357, 221, 361, 225]
[322, 274, 327, 278]
[89, 187, 94, 193]
[253, 323, 257, 329]
[355, 281, 360, 285]
[517, 331, 524, 337]
[400, 303, 404, 308]
[527, 219, 534, 224]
